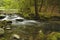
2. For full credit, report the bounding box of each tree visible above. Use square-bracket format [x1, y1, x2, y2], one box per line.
[39, 0, 43, 12]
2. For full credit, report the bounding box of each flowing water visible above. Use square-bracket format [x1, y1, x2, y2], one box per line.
[0, 14, 60, 40]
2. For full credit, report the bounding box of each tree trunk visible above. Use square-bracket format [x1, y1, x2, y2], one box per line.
[34, 0, 39, 20]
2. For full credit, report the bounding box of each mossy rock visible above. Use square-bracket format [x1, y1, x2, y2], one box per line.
[0, 28, 4, 35]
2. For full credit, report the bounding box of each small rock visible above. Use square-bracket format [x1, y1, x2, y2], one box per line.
[6, 27, 11, 30]
[13, 34, 20, 39]
[11, 34, 20, 40]
[5, 25, 11, 30]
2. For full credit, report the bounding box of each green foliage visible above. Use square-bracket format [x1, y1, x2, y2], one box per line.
[0, 0, 19, 9]
[47, 32, 60, 40]
[0, 0, 60, 20]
